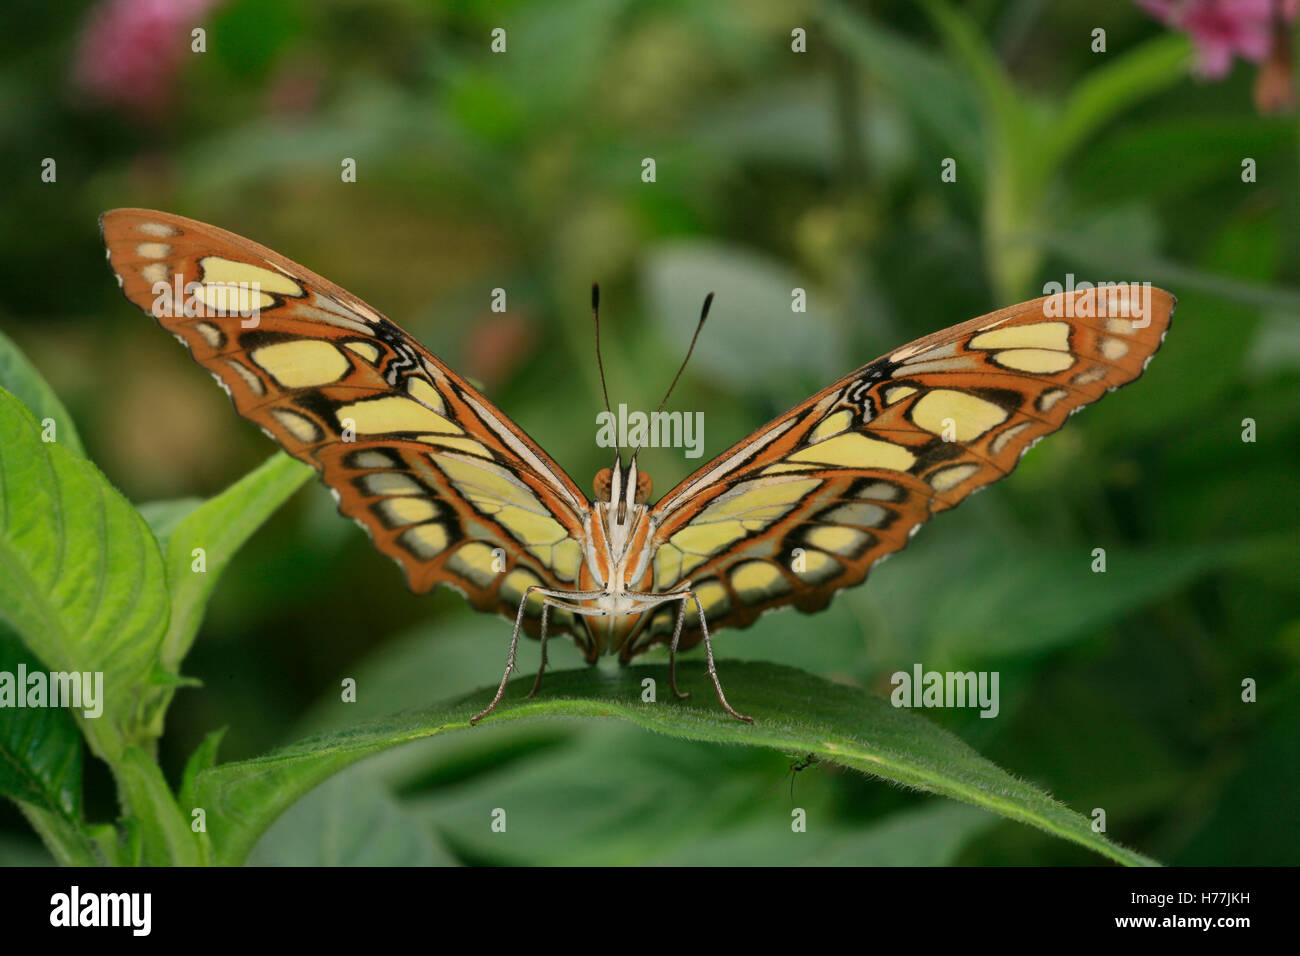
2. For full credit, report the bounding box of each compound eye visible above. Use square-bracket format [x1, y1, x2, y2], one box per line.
[634, 470, 653, 504]
[593, 467, 613, 501]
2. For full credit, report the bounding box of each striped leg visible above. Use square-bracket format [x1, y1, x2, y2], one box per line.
[667, 595, 690, 700]
[471, 585, 607, 724]
[693, 594, 752, 723]
[527, 601, 551, 698]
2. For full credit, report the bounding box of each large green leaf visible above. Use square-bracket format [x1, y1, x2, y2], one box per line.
[0, 387, 168, 759]
[249, 765, 456, 866]
[0, 621, 100, 865]
[412, 721, 997, 866]
[192, 661, 1157, 866]
[0, 623, 82, 819]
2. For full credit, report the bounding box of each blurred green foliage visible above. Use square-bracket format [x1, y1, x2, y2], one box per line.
[0, 0, 1296, 864]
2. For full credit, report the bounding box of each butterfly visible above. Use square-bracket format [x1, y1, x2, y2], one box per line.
[100, 209, 1174, 724]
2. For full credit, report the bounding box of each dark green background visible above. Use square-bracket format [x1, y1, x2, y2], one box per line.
[0, 0, 1296, 864]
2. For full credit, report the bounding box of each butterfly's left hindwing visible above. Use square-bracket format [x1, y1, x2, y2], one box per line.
[634, 289, 1175, 656]
[100, 209, 595, 650]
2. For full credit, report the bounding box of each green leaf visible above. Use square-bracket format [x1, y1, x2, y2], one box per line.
[114, 746, 201, 866]
[287, 615, 588, 799]
[136, 498, 205, 546]
[0, 327, 86, 457]
[248, 766, 456, 866]
[1048, 34, 1190, 173]
[413, 721, 997, 865]
[192, 661, 1156, 866]
[417, 724, 801, 865]
[131, 454, 308, 745]
[0, 622, 83, 820]
[290, 613, 584, 734]
[2, 623, 99, 866]
[14, 803, 100, 866]
[664, 800, 998, 867]
[0, 387, 168, 759]
[179, 727, 226, 815]
[147, 452, 311, 674]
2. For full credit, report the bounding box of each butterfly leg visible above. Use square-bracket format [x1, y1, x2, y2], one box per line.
[692, 596, 754, 723]
[470, 586, 536, 725]
[526, 601, 551, 698]
[667, 596, 691, 700]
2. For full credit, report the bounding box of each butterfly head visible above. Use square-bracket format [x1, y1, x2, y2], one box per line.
[593, 456, 653, 523]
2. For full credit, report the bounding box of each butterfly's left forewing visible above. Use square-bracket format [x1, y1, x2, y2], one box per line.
[635, 289, 1175, 656]
[101, 209, 595, 649]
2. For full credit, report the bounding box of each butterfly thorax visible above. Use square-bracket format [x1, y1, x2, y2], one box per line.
[579, 458, 658, 653]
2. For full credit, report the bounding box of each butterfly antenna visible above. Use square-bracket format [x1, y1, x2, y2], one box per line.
[656, 291, 713, 415]
[630, 291, 714, 464]
[592, 282, 613, 422]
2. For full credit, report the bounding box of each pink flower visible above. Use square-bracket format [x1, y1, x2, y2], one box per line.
[73, 0, 222, 116]
[1137, 0, 1297, 78]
